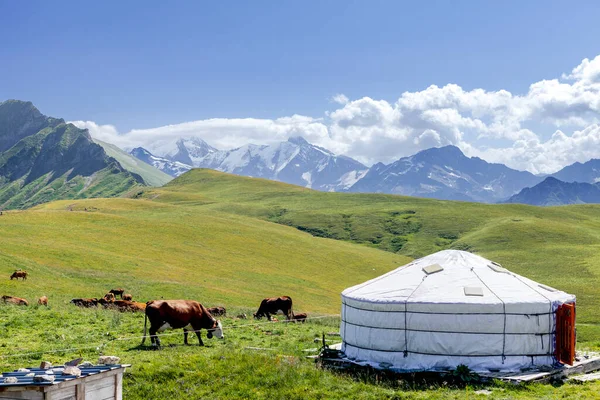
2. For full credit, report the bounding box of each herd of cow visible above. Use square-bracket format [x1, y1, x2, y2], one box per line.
[4, 271, 309, 348]
[70, 288, 147, 312]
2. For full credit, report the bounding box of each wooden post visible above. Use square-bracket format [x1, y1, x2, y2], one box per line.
[114, 373, 122, 400]
[76, 382, 85, 400]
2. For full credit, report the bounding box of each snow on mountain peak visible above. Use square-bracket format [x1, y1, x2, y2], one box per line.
[287, 136, 309, 146]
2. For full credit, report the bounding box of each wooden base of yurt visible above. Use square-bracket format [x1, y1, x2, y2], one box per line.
[479, 353, 600, 384]
[316, 346, 600, 384]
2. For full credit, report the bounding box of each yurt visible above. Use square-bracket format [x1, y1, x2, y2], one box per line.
[340, 250, 576, 372]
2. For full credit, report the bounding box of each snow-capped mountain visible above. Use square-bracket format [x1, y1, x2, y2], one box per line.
[205, 136, 367, 191]
[131, 136, 368, 191]
[129, 147, 191, 177]
[347, 145, 543, 202]
[147, 137, 218, 166]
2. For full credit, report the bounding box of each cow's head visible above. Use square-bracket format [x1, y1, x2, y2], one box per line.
[253, 312, 264, 320]
[207, 320, 224, 339]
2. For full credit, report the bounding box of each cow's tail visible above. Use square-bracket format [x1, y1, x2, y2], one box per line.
[141, 312, 148, 345]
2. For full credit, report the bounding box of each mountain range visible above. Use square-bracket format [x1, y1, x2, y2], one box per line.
[346, 145, 543, 202]
[132, 136, 368, 192]
[130, 139, 543, 202]
[505, 177, 600, 206]
[5, 99, 600, 208]
[129, 136, 600, 205]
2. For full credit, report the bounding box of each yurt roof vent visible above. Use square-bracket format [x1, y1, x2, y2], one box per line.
[422, 264, 443, 275]
[464, 286, 484, 296]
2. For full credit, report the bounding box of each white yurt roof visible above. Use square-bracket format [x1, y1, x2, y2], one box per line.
[340, 250, 575, 372]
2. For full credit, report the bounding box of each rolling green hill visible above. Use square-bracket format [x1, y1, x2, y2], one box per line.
[147, 169, 600, 334]
[1, 168, 600, 398]
[2, 197, 403, 312]
[93, 139, 172, 187]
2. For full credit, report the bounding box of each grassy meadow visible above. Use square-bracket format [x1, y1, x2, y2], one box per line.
[0, 169, 600, 398]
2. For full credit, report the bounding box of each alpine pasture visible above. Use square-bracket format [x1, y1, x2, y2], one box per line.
[0, 169, 600, 398]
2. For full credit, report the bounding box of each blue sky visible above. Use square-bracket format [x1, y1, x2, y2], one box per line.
[1, 1, 600, 173]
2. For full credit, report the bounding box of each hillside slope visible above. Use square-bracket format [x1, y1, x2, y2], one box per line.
[146, 169, 600, 332]
[94, 139, 172, 186]
[0, 170, 599, 398]
[0, 100, 143, 209]
[1, 198, 404, 313]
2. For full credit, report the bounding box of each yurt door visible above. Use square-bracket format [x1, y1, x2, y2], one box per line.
[555, 303, 576, 365]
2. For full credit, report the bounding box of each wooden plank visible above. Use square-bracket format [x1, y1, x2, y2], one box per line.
[47, 385, 76, 400]
[44, 368, 124, 392]
[84, 384, 114, 400]
[114, 373, 122, 400]
[479, 356, 600, 384]
[568, 371, 600, 383]
[0, 388, 43, 394]
[504, 372, 551, 383]
[84, 379, 113, 392]
[551, 357, 600, 382]
[45, 385, 77, 400]
[75, 382, 84, 400]
[0, 391, 43, 399]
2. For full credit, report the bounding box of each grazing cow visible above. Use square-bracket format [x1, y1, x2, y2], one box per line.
[122, 294, 133, 301]
[109, 300, 146, 313]
[70, 298, 98, 307]
[141, 300, 224, 348]
[2, 295, 28, 306]
[38, 296, 48, 306]
[207, 306, 226, 317]
[292, 312, 307, 323]
[109, 288, 125, 298]
[236, 314, 247, 319]
[103, 293, 116, 302]
[253, 296, 293, 320]
[10, 271, 27, 280]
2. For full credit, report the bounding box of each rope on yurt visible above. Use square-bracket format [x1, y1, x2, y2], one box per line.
[341, 302, 552, 316]
[510, 274, 555, 360]
[402, 274, 428, 358]
[471, 267, 507, 364]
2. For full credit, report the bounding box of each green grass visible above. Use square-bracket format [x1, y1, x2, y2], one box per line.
[1, 168, 600, 398]
[147, 170, 600, 332]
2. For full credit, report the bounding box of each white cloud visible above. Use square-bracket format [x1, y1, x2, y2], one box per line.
[71, 55, 600, 174]
[331, 94, 349, 105]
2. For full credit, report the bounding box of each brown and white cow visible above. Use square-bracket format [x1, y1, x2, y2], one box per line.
[141, 300, 224, 348]
[2, 295, 28, 306]
[10, 271, 27, 280]
[253, 296, 293, 320]
[38, 296, 48, 306]
[122, 294, 133, 301]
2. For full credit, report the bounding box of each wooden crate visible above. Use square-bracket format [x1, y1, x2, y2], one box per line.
[0, 365, 128, 400]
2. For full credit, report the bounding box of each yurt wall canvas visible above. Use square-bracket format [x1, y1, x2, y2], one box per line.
[340, 250, 576, 372]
